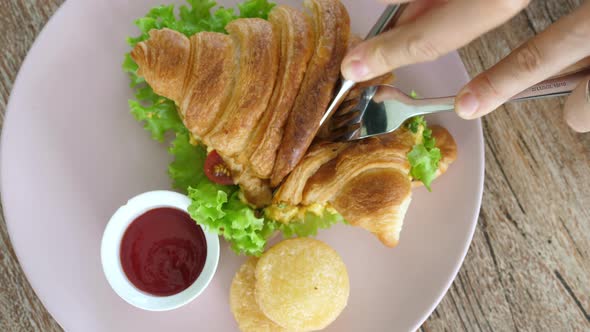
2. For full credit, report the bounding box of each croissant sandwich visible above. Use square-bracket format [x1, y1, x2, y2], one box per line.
[130, 0, 457, 248]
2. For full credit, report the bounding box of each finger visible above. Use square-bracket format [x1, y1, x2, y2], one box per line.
[554, 56, 590, 77]
[564, 77, 590, 133]
[455, 1, 590, 119]
[342, 0, 530, 81]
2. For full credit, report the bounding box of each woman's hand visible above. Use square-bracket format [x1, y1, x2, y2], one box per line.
[341, 0, 590, 132]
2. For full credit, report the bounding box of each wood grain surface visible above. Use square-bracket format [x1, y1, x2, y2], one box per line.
[0, 0, 588, 331]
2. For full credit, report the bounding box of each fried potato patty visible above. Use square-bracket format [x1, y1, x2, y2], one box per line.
[230, 258, 291, 332]
[255, 238, 349, 331]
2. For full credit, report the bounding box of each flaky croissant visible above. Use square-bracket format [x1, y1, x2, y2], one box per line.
[272, 126, 457, 247]
[242, 6, 314, 180]
[132, 25, 272, 206]
[270, 0, 350, 187]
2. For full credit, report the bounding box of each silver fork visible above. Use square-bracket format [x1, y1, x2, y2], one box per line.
[325, 66, 590, 141]
[318, 3, 408, 127]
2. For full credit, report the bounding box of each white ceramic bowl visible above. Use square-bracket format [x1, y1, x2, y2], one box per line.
[100, 190, 219, 311]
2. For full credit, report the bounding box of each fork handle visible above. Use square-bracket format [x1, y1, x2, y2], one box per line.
[417, 65, 590, 112]
[509, 66, 590, 101]
[365, 4, 408, 39]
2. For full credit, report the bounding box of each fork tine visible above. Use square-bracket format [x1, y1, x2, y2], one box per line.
[323, 122, 361, 142]
[323, 84, 460, 142]
[331, 108, 362, 128]
[317, 98, 361, 139]
[334, 98, 360, 115]
[344, 89, 363, 101]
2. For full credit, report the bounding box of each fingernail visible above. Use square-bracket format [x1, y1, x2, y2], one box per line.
[564, 78, 590, 133]
[343, 60, 369, 81]
[585, 79, 590, 103]
[456, 92, 480, 118]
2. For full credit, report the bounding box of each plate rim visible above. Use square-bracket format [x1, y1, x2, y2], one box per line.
[0, 0, 77, 327]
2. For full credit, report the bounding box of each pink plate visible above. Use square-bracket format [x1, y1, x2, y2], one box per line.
[1, 0, 484, 331]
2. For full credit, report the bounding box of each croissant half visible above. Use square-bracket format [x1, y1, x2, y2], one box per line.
[132, 2, 343, 206]
[243, 6, 314, 179]
[204, 19, 279, 157]
[131, 0, 458, 247]
[271, 0, 350, 187]
[271, 126, 457, 247]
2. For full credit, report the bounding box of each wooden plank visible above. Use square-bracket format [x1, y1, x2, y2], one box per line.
[422, 0, 590, 330]
[0, 0, 588, 331]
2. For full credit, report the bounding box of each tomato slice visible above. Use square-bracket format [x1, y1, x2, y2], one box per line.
[204, 150, 234, 185]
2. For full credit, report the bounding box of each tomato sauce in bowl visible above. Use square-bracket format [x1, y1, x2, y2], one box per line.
[101, 190, 219, 311]
[120, 207, 207, 296]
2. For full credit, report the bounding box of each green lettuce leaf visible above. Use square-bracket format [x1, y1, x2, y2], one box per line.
[128, 98, 184, 142]
[407, 144, 441, 190]
[187, 183, 229, 226]
[277, 211, 344, 238]
[220, 192, 277, 255]
[237, 0, 275, 19]
[187, 184, 277, 256]
[406, 114, 425, 134]
[168, 131, 208, 191]
[406, 116, 441, 190]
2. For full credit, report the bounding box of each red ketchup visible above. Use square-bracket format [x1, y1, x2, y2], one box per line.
[120, 207, 207, 296]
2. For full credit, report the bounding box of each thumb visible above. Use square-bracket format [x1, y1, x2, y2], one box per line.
[564, 77, 590, 133]
[341, 30, 403, 82]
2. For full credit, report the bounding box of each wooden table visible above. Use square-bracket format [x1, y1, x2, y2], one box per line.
[1, 0, 588, 331]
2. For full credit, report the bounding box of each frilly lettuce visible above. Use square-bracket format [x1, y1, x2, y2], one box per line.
[277, 211, 344, 238]
[406, 116, 442, 190]
[187, 185, 276, 256]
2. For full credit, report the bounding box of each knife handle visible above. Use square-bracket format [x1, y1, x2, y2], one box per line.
[365, 3, 409, 40]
